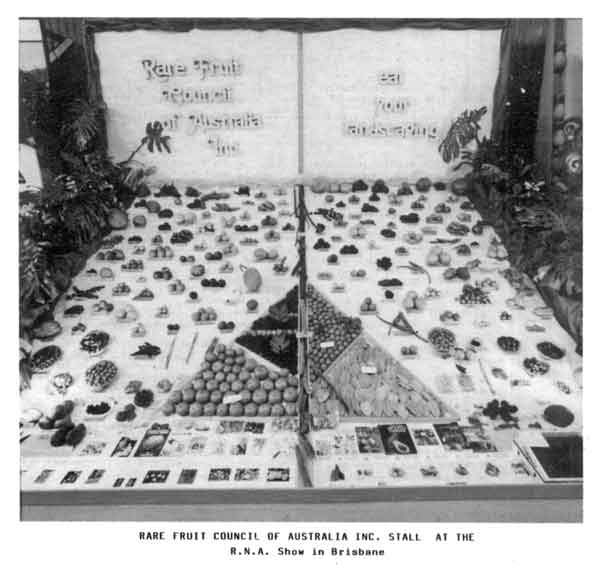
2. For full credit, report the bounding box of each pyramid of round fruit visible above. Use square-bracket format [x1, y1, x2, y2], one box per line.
[307, 283, 362, 377]
[162, 339, 299, 418]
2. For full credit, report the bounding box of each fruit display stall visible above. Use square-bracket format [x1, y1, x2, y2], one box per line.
[20, 19, 582, 521]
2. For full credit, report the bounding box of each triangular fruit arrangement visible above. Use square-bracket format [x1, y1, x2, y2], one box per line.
[235, 285, 299, 373]
[312, 333, 457, 423]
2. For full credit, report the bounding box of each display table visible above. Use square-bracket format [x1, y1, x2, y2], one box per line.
[20, 181, 582, 521]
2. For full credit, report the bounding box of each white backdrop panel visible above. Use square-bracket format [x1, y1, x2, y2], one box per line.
[303, 28, 502, 181]
[95, 29, 298, 183]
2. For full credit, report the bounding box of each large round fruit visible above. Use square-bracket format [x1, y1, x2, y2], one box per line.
[283, 402, 297, 416]
[229, 402, 244, 417]
[175, 402, 190, 416]
[238, 369, 250, 382]
[261, 379, 275, 392]
[210, 390, 223, 404]
[244, 402, 258, 417]
[203, 403, 216, 416]
[271, 404, 285, 417]
[205, 352, 217, 363]
[205, 380, 219, 392]
[287, 374, 299, 387]
[189, 403, 203, 417]
[254, 365, 268, 379]
[283, 387, 298, 403]
[240, 390, 252, 404]
[247, 377, 259, 392]
[226, 372, 237, 383]
[258, 404, 272, 417]
[202, 370, 214, 380]
[268, 390, 282, 404]
[182, 388, 195, 403]
[214, 372, 226, 383]
[192, 378, 205, 391]
[275, 377, 288, 391]
[216, 404, 229, 417]
[245, 358, 257, 371]
[235, 355, 245, 366]
[162, 401, 175, 416]
[169, 390, 183, 404]
[195, 390, 210, 404]
[219, 382, 231, 393]
[252, 389, 268, 405]
[278, 368, 290, 378]
[231, 380, 243, 393]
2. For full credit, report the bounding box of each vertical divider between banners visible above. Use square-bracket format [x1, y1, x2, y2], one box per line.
[297, 31, 304, 175]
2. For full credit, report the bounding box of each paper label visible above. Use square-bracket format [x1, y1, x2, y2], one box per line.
[223, 394, 243, 405]
[320, 341, 334, 349]
[361, 366, 377, 375]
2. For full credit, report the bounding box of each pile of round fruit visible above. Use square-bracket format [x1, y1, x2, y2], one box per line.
[162, 341, 299, 418]
[428, 327, 457, 357]
[85, 360, 118, 392]
[307, 285, 362, 375]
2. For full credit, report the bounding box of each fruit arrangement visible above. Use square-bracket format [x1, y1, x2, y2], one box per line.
[162, 340, 299, 418]
[376, 256, 392, 270]
[482, 399, 518, 422]
[115, 304, 139, 322]
[192, 307, 218, 323]
[133, 288, 154, 300]
[456, 284, 491, 305]
[307, 284, 362, 376]
[131, 342, 161, 359]
[403, 291, 426, 312]
[80, 330, 110, 355]
[254, 248, 279, 261]
[403, 232, 423, 245]
[523, 357, 550, 376]
[340, 244, 359, 255]
[112, 282, 131, 296]
[49, 372, 74, 394]
[359, 297, 377, 315]
[85, 360, 118, 392]
[31, 345, 62, 372]
[443, 266, 470, 281]
[167, 279, 185, 294]
[537, 341, 565, 360]
[218, 321, 236, 332]
[428, 327, 457, 357]
[121, 259, 144, 272]
[96, 249, 125, 261]
[446, 222, 470, 236]
[134, 389, 154, 408]
[190, 264, 206, 278]
[497, 336, 520, 353]
[426, 246, 452, 267]
[201, 278, 226, 288]
[322, 333, 454, 419]
[149, 245, 174, 259]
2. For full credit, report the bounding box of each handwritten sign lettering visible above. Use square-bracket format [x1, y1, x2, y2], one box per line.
[377, 70, 404, 86]
[344, 121, 438, 139]
[141, 57, 242, 82]
[375, 96, 412, 114]
[162, 86, 233, 105]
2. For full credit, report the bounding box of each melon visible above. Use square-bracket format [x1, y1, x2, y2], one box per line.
[240, 265, 262, 292]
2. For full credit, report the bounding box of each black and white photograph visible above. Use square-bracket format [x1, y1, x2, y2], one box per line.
[10, 5, 594, 563]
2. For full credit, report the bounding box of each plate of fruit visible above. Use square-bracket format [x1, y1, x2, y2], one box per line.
[80, 330, 110, 356]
